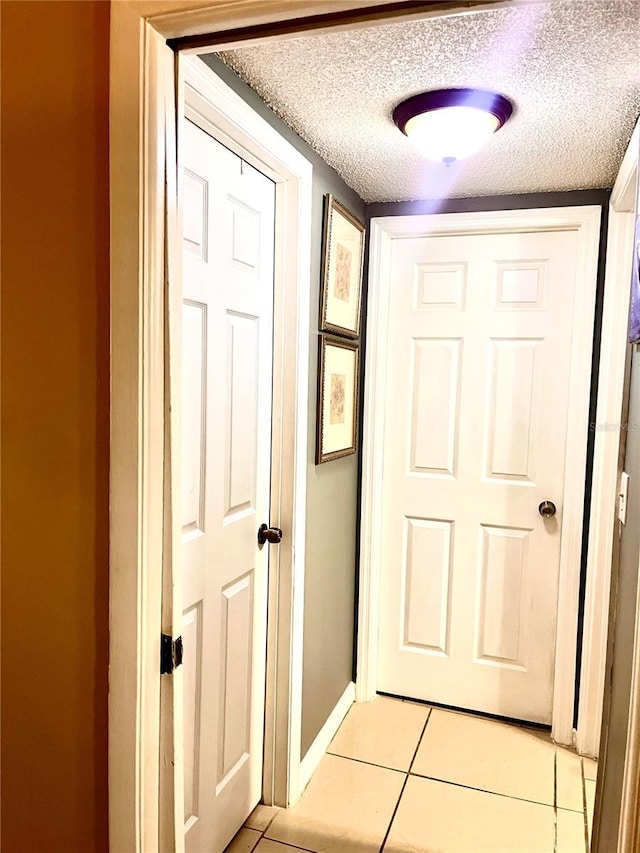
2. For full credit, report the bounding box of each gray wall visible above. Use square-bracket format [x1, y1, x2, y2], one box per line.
[199, 55, 365, 759]
[594, 342, 640, 851]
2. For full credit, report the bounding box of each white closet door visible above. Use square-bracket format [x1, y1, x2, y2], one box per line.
[378, 227, 580, 724]
[181, 118, 275, 852]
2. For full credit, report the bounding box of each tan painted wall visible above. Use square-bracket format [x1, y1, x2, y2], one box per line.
[1, 2, 111, 850]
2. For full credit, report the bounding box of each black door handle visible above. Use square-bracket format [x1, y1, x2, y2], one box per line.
[258, 523, 283, 546]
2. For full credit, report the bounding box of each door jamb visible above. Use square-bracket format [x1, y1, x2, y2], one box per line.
[357, 206, 602, 746]
[577, 121, 639, 758]
[610, 122, 639, 853]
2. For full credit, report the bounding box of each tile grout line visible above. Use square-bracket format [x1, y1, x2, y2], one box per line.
[244, 806, 289, 852]
[259, 819, 316, 853]
[408, 709, 433, 776]
[554, 749, 558, 853]
[407, 771, 557, 810]
[378, 708, 433, 853]
[581, 758, 590, 853]
[557, 805, 590, 814]
[249, 816, 266, 853]
[264, 840, 315, 853]
[377, 773, 410, 853]
[325, 750, 409, 774]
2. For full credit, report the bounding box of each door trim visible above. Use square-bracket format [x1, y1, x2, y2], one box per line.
[577, 121, 639, 760]
[357, 206, 602, 746]
[611, 120, 640, 853]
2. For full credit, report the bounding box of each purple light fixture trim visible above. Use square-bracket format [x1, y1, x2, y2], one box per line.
[393, 88, 514, 136]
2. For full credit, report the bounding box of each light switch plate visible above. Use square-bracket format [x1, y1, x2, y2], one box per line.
[619, 471, 630, 525]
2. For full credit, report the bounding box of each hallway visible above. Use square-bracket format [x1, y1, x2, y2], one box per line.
[225, 696, 596, 853]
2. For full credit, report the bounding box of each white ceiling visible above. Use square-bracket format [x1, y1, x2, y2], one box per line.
[216, 0, 640, 203]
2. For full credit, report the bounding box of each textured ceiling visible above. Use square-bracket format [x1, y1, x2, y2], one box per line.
[215, 1, 640, 202]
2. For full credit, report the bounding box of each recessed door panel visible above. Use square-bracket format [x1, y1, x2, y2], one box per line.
[218, 573, 253, 789]
[415, 263, 467, 310]
[184, 170, 208, 260]
[402, 517, 453, 655]
[225, 313, 259, 517]
[183, 602, 203, 828]
[182, 301, 207, 534]
[229, 198, 260, 271]
[496, 262, 546, 310]
[476, 525, 531, 667]
[485, 339, 541, 483]
[409, 338, 461, 477]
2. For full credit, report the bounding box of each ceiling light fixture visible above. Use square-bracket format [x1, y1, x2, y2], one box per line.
[393, 88, 513, 165]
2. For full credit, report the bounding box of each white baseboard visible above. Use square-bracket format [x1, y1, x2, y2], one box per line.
[298, 682, 355, 793]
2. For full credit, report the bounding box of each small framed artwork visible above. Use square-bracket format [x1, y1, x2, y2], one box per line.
[316, 335, 360, 464]
[319, 195, 365, 339]
[629, 215, 640, 344]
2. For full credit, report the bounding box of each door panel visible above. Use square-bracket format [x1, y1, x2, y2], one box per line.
[218, 573, 253, 786]
[486, 338, 540, 480]
[477, 524, 530, 666]
[181, 300, 207, 534]
[402, 516, 453, 654]
[183, 602, 202, 827]
[225, 313, 259, 515]
[182, 118, 275, 852]
[378, 229, 580, 724]
[409, 337, 461, 476]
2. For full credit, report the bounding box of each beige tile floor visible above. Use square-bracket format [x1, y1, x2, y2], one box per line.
[225, 696, 596, 853]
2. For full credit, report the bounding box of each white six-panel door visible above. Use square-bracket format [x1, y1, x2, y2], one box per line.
[181, 118, 275, 852]
[378, 228, 581, 724]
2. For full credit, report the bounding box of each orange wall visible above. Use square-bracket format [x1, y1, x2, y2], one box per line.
[1, 3, 110, 850]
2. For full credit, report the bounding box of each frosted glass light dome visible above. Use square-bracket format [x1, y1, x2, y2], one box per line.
[393, 88, 513, 164]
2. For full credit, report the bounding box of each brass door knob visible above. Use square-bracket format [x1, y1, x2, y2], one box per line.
[538, 501, 557, 518]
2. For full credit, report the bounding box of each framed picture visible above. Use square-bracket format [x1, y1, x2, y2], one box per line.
[629, 215, 640, 343]
[319, 195, 365, 339]
[316, 335, 360, 464]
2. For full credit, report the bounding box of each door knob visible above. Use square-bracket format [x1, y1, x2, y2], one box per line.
[258, 523, 283, 546]
[538, 501, 557, 518]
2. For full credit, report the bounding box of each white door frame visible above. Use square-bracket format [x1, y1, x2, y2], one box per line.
[357, 206, 602, 747]
[577, 121, 640, 759]
[611, 121, 639, 853]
